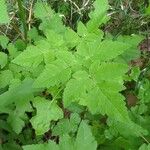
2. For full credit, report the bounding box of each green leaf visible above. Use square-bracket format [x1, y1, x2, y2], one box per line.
[107, 118, 148, 137]
[33, 60, 71, 88]
[145, 5, 150, 15]
[45, 30, 64, 47]
[39, 14, 66, 34]
[59, 134, 74, 150]
[34, 2, 53, 20]
[116, 34, 144, 62]
[77, 21, 88, 37]
[52, 119, 71, 136]
[14, 39, 26, 51]
[27, 27, 40, 42]
[77, 40, 131, 64]
[90, 62, 128, 82]
[12, 40, 55, 68]
[63, 71, 94, 107]
[0, 52, 8, 68]
[87, 0, 109, 32]
[75, 121, 97, 150]
[0, 70, 13, 88]
[23, 121, 97, 150]
[30, 97, 63, 135]
[70, 113, 81, 132]
[55, 51, 77, 67]
[2, 142, 22, 150]
[0, 79, 34, 134]
[64, 28, 80, 48]
[52, 113, 81, 136]
[0, 35, 9, 49]
[7, 43, 18, 59]
[0, 0, 9, 24]
[12, 45, 43, 68]
[7, 113, 25, 134]
[139, 144, 150, 150]
[0, 79, 34, 108]
[64, 63, 130, 123]
[58, 121, 97, 150]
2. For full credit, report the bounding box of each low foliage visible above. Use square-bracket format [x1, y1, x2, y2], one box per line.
[0, 0, 150, 149]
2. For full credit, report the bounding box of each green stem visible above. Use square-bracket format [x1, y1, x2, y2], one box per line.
[17, 0, 27, 42]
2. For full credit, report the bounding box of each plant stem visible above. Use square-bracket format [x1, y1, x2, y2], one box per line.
[17, 0, 28, 42]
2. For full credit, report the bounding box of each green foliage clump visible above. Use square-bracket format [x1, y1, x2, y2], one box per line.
[0, 0, 150, 150]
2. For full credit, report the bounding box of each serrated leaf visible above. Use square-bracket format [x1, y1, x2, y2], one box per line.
[107, 118, 148, 137]
[63, 71, 94, 107]
[56, 51, 76, 66]
[14, 39, 26, 51]
[83, 86, 129, 121]
[77, 40, 131, 64]
[87, 0, 109, 32]
[40, 14, 66, 34]
[59, 134, 74, 150]
[64, 28, 80, 48]
[75, 121, 97, 150]
[52, 113, 81, 136]
[12, 45, 43, 68]
[139, 144, 150, 150]
[45, 30, 64, 47]
[0, 70, 13, 88]
[64, 63, 130, 122]
[89, 0, 109, 19]
[30, 97, 63, 135]
[36, 40, 55, 64]
[7, 43, 18, 59]
[0, 52, 8, 68]
[0, 79, 34, 107]
[87, 63, 129, 121]
[52, 119, 71, 136]
[90, 62, 128, 82]
[23, 121, 97, 150]
[27, 27, 40, 42]
[0, 35, 9, 49]
[33, 60, 71, 88]
[12, 40, 55, 68]
[0, 79, 34, 134]
[0, 0, 9, 24]
[34, 2, 53, 20]
[70, 113, 81, 132]
[7, 113, 25, 134]
[116, 34, 144, 62]
[77, 21, 88, 37]
[95, 40, 131, 61]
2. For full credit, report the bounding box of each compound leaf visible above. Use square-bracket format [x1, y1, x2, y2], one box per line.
[64, 63, 130, 123]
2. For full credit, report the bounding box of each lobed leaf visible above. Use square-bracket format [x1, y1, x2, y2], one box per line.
[30, 97, 63, 135]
